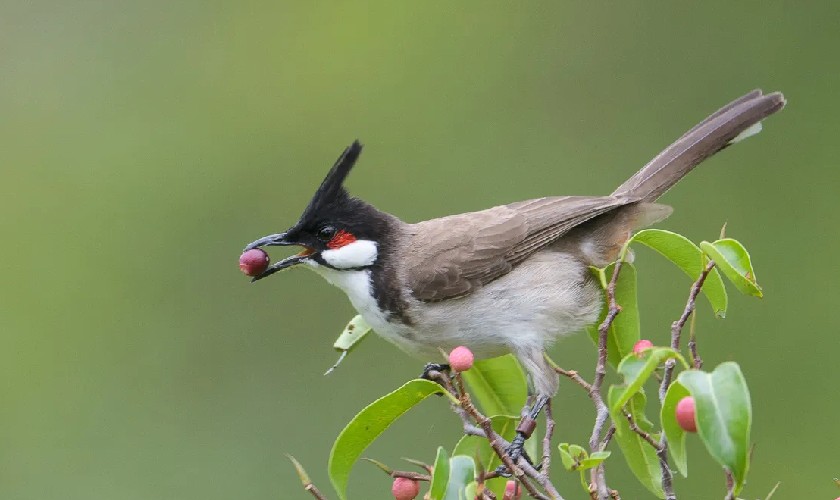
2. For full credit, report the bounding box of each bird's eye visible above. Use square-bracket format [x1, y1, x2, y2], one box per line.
[317, 225, 337, 241]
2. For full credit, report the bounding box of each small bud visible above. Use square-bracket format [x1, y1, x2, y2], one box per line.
[239, 248, 269, 277]
[391, 477, 420, 500]
[633, 339, 654, 356]
[448, 346, 474, 372]
[675, 396, 698, 433]
[502, 479, 522, 500]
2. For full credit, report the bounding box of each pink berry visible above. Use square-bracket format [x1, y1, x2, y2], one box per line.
[239, 248, 270, 277]
[448, 346, 474, 372]
[633, 339, 654, 356]
[391, 477, 420, 500]
[503, 479, 522, 500]
[675, 396, 697, 433]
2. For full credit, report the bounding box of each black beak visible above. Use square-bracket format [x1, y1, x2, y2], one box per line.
[244, 232, 313, 282]
[244, 232, 295, 251]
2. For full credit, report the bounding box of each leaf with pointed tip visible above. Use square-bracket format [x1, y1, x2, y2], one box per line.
[610, 347, 686, 414]
[587, 263, 640, 367]
[461, 354, 527, 417]
[452, 416, 517, 498]
[326, 315, 373, 375]
[660, 381, 690, 477]
[679, 363, 752, 494]
[429, 447, 450, 500]
[631, 229, 728, 317]
[700, 239, 762, 297]
[608, 388, 665, 499]
[328, 379, 446, 500]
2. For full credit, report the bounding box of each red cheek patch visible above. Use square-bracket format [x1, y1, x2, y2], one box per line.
[327, 230, 357, 249]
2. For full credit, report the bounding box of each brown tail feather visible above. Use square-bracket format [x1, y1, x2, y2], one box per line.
[611, 90, 786, 202]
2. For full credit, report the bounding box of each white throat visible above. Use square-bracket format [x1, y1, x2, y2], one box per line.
[320, 239, 378, 269]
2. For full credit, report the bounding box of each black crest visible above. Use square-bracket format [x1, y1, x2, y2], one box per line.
[297, 141, 362, 224]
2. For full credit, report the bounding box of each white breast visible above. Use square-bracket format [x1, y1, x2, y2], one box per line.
[306, 263, 417, 351]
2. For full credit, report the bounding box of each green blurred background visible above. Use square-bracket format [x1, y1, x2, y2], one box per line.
[2, 2, 838, 499]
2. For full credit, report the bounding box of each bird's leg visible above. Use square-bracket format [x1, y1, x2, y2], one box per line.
[495, 395, 549, 476]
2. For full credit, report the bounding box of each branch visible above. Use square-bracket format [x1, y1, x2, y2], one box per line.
[287, 455, 329, 500]
[656, 260, 716, 500]
[589, 260, 624, 500]
[553, 366, 594, 393]
[541, 401, 555, 478]
[687, 313, 703, 369]
[669, 260, 715, 353]
[599, 425, 616, 451]
[724, 468, 735, 500]
[443, 370, 565, 500]
[391, 470, 431, 482]
[623, 411, 661, 451]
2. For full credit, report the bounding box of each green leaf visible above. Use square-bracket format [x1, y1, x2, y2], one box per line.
[610, 347, 686, 414]
[325, 315, 373, 375]
[578, 450, 612, 470]
[700, 239, 762, 297]
[587, 263, 640, 367]
[660, 381, 690, 477]
[608, 388, 664, 498]
[443, 455, 476, 500]
[557, 443, 611, 471]
[557, 443, 576, 471]
[452, 416, 517, 497]
[328, 379, 445, 500]
[461, 354, 527, 417]
[678, 363, 752, 494]
[630, 229, 728, 317]
[429, 447, 450, 500]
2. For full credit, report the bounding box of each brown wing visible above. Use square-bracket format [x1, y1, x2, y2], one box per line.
[404, 196, 627, 302]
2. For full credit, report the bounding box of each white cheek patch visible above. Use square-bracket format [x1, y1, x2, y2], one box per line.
[321, 239, 378, 269]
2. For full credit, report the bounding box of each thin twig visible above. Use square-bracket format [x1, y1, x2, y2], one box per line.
[687, 311, 703, 369]
[656, 260, 716, 500]
[724, 468, 735, 500]
[554, 366, 594, 393]
[623, 411, 661, 451]
[656, 441, 675, 500]
[542, 401, 555, 479]
[304, 484, 327, 500]
[670, 260, 715, 358]
[599, 425, 616, 451]
[466, 400, 549, 500]
[444, 369, 565, 500]
[391, 470, 431, 481]
[589, 260, 624, 500]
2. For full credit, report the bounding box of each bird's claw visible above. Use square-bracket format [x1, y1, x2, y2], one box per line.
[493, 434, 540, 476]
[419, 362, 450, 381]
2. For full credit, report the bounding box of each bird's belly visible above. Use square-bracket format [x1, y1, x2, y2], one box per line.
[373, 251, 603, 360]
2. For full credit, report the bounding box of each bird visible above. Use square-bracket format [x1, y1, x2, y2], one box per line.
[243, 89, 785, 463]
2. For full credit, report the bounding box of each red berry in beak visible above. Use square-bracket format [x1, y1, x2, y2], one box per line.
[239, 248, 270, 277]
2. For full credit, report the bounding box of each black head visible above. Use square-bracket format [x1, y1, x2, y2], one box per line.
[243, 141, 394, 280]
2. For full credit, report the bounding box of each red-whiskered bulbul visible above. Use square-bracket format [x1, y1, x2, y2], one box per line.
[244, 89, 785, 464]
